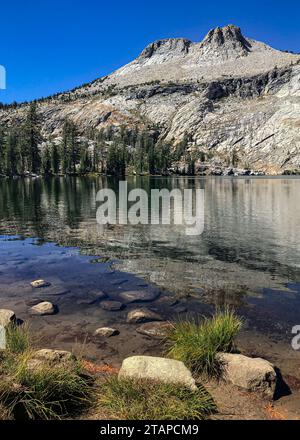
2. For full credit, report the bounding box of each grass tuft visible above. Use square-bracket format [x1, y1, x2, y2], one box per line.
[0, 325, 95, 420]
[6, 323, 31, 354]
[98, 376, 216, 420]
[166, 308, 243, 376]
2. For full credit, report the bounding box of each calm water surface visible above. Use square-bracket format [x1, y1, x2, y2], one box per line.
[0, 176, 300, 335]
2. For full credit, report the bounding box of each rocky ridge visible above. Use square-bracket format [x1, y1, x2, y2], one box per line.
[1, 24, 300, 174]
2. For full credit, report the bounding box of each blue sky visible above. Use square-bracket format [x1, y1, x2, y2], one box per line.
[1, 0, 299, 103]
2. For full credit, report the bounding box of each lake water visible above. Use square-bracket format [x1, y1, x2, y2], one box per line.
[0, 176, 300, 345]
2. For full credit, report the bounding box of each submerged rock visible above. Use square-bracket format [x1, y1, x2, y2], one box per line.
[101, 300, 124, 311]
[217, 353, 277, 399]
[29, 301, 56, 316]
[94, 327, 119, 337]
[119, 290, 160, 303]
[30, 279, 51, 288]
[0, 309, 16, 327]
[136, 321, 172, 339]
[127, 308, 163, 324]
[119, 356, 197, 390]
[77, 290, 107, 305]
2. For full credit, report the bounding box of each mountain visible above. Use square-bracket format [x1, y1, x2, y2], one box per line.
[1, 24, 300, 175]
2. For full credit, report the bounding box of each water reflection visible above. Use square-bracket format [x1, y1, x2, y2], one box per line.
[0, 176, 300, 296]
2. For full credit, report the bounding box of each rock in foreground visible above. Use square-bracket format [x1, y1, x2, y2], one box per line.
[29, 301, 56, 316]
[119, 355, 197, 390]
[27, 349, 75, 370]
[217, 353, 277, 399]
[127, 308, 163, 324]
[0, 309, 16, 327]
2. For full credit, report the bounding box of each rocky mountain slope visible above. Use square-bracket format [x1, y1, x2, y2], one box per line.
[1, 24, 300, 174]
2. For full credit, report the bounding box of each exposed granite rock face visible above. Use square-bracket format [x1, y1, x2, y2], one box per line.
[1, 24, 300, 174]
[139, 38, 192, 60]
[199, 25, 251, 60]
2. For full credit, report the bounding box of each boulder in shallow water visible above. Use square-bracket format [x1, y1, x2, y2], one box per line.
[30, 279, 51, 288]
[119, 355, 197, 390]
[0, 309, 16, 327]
[94, 327, 119, 337]
[136, 321, 172, 339]
[127, 308, 163, 324]
[217, 353, 277, 399]
[29, 301, 56, 316]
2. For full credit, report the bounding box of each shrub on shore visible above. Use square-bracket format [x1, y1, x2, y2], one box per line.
[166, 308, 243, 376]
[98, 376, 216, 420]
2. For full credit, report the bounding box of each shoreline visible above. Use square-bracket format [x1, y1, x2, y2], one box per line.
[0, 234, 300, 418]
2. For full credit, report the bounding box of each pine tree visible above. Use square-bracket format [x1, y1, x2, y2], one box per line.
[79, 141, 92, 173]
[60, 120, 79, 174]
[0, 126, 6, 175]
[41, 143, 52, 175]
[51, 142, 60, 174]
[5, 128, 20, 176]
[22, 102, 41, 174]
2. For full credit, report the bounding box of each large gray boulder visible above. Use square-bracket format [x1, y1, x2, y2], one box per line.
[217, 353, 277, 399]
[119, 356, 197, 390]
[0, 309, 16, 327]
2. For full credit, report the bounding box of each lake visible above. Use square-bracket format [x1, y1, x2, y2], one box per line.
[0, 176, 300, 363]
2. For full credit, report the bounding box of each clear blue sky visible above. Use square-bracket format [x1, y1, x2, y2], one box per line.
[1, 0, 299, 103]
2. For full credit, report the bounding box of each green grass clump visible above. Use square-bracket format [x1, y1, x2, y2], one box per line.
[166, 308, 243, 376]
[0, 325, 94, 420]
[6, 323, 31, 354]
[0, 362, 93, 420]
[98, 376, 216, 420]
